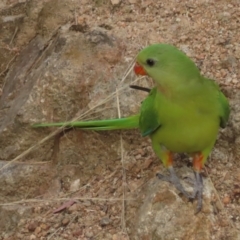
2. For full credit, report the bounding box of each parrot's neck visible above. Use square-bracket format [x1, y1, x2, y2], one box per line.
[155, 76, 204, 102]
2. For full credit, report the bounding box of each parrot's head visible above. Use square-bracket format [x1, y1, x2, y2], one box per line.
[134, 44, 201, 90]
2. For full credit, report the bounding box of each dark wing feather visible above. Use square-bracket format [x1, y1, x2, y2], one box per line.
[139, 87, 161, 136]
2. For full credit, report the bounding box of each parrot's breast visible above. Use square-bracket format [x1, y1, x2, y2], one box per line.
[151, 94, 220, 153]
[153, 117, 219, 153]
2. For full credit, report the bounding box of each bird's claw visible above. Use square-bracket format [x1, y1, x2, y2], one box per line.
[191, 171, 203, 214]
[156, 167, 190, 199]
[157, 168, 204, 213]
[183, 176, 195, 185]
[157, 169, 204, 213]
[156, 173, 171, 182]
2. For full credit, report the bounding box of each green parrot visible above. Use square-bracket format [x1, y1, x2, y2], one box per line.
[33, 44, 230, 213]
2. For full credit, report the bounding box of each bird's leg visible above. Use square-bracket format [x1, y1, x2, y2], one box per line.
[191, 153, 205, 214]
[156, 151, 190, 199]
[191, 171, 203, 214]
[157, 167, 190, 199]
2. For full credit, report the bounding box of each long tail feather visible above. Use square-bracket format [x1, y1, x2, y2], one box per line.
[32, 114, 139, 131]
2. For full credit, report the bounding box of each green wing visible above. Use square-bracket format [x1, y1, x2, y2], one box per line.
[139, 87, 161, 137]
[206, 78, 230, 128]
[219, 91, 230, 128]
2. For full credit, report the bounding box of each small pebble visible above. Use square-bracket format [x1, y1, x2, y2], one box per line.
[40, 223, 49, 230]
[28, 221, 38, 232]
[111, 0, 121, 5]
[143, 158, 153, 169]
[100, 216, 111, 227]
[68, 203, 79, 213]
[62, 218, 70, 226]
[223, 195, 231, 205]
[85, 230, 94, 238]
[73, 229, 83, 237]
[34, 226, 41, 234]
[215, 200, 224, 211]
[29, 234, 36, 240]
[83, 200, 91, 206]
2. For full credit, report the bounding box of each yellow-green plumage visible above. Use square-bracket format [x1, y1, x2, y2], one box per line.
[33, 44, 230, 212]
[141, 86, 218, 153]
[136, 44, 229, 160]
[135, 44, 229, 212]
[32, 114, 139, 130]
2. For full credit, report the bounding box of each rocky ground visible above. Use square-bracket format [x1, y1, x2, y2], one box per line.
[0, 0, 240, 239]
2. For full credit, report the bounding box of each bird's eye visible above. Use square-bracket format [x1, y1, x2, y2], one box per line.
[146, 59, 155, 67]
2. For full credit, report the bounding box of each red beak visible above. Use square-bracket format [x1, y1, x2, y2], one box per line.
[134, 63, 147, 76]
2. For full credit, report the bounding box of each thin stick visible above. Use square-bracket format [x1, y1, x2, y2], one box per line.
[116, 88, 128, 236]
[48, 215, 77, 240]
[10, 26, 18, 45]
[73, 77, 143, 121]
[129, 85, 151, 93]
[0, 54, 18, 78]
[0, 197, 135, 206]
[119, 58, 136, 86]
[47, 227, 62, 240]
